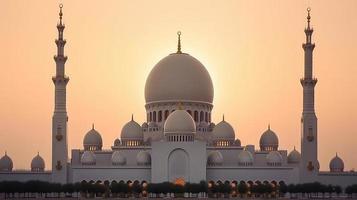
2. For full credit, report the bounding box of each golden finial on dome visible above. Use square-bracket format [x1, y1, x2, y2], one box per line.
[177, 31, 182, 54]
[177, 102, 183, 110]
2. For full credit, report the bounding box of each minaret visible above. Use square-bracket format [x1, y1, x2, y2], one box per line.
[300, 7, 319, 182]
[52, 4, 69, 184]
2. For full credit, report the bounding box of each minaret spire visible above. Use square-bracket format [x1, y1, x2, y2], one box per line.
[300, 7, 319, 181]
[304, 7, 314, 47]
[177, 31, 182, 54]
[301, 7, 317, 111]
[59, 4, 63, 25]
[307, 7, 311, 29]
[53, 4, 69, 111]
[52, 4, 69, 184]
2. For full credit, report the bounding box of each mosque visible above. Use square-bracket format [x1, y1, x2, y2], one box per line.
[0, 5, 356, 187]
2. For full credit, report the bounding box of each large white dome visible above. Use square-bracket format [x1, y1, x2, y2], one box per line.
[145, 53, 214, 104]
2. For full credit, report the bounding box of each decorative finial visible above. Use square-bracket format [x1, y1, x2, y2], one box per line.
[293, 146, 296, 150]
[307, 7, 311, 29]
[5, 151, 7, 155]
[268, 124, 271, 130]
[177, 102, 183, 110]
[92, 123, 95, 130]
[177, 31, 182, 54]
[59, 4, 63, 25]
[131, 114, 134, 121]
[37, 151, 40, 156]
[336, 152, 338, 157]
[222, 114, 225, 121]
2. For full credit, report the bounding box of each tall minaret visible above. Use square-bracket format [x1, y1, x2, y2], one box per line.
[52, 4, 69, 184]
[300, 7, 319, 182]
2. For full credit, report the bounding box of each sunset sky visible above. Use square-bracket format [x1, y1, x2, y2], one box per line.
[1, 0, 357, 171]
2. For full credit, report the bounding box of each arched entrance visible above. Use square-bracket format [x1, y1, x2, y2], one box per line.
[168, 148, 190, 183]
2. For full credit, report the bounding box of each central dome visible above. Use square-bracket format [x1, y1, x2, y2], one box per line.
[145, 53, 214, 104]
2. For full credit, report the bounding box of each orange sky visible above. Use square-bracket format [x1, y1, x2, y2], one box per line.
[1, 0, 357, 171]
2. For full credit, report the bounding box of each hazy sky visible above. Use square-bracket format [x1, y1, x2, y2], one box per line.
[1, 0, 357, 171]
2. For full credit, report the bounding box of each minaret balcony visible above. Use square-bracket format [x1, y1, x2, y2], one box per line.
[300, 78, 317, 86]
[57, 24, 65, 30]
[52, 76, 69, 84]
[304, 28, 314, 34]
[302, 43, 315, 50]
[54, 55, 68, 62]
[55, 39, 66, 46]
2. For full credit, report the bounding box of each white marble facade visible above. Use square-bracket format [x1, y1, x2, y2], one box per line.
[0, 6, 357, 187]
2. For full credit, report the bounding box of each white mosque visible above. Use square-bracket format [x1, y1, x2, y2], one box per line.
[0, 5, 356, 187]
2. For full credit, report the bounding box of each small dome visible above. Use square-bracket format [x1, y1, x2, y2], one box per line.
[142, 122, 148, 129]
[111, 151, 126, 165]
[121, 117, 143, 141]
[238, 150, 254, 166]
[83, 125, 103, 150]
[31, 153, 45, 172]
[234, 139, 241, 146]
[287, 147, 301, 164]
[212, 117, 235, 141]
[0, 152, 13, 171]
[329, 153, 344, 172]
[137, 151, 151, 166]
[207, 151, 223, 166]
[260, 125, 279, 151]
[114, 138, 121, 146]
[145, 53, 214, 104]
[266, 151, 283, 166]
[164, 110, 196, 135]
[81, 151, 96, 165]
